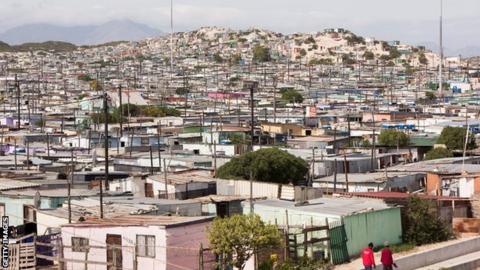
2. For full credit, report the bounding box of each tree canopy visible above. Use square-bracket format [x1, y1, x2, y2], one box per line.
[403, 196, 451, 245]
[437, 126, 476, 150]
[208, 214, 282, 270]
[216, 148, 308, 185]
[378, 129, 410, 147]
[424, 147, 453, 161]
[280, 88, 304, 103]
[252, 45, 271, 63]
[90, 104, 180, 124]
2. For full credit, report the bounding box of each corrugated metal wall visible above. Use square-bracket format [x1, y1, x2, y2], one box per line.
[216, 179, 281, 198]
[344, 208, 403, 256]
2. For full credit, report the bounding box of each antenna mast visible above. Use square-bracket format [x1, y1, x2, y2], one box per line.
[438, 0, 444, 98]
[170, 0, 174, 75]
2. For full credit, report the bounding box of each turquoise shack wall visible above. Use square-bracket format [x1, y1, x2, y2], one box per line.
[247, 203, 402, 257]
[0, 195, 68, 226]
[344, 208, 402, 256]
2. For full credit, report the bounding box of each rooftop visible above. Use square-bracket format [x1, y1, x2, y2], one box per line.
[254, 197, 392, 217]
[61, 215, 214, 228]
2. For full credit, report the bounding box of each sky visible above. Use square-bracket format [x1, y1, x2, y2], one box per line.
[0, 0, 479, 51]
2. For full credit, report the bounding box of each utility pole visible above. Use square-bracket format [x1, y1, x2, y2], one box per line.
[14, 139, 17, 170]
[333, 158, 337, 193]
[103, 93, 109, 191]
[157, 122, 163, 173]
[163, 158, 168, 199]
[246, 81, 258, 152]
[68, 149, 73, 223]
[343, 153, 349, 192]
[26, 140, 30, 170]
[118, 85, 123, 137]
[149, 145, 154, 174]
[273, 77, 277, 123]
[15, 74, 20, 129]
[371, 96, 376, 171]
[46, 133, 50, 157]
[438, 0, 444, 98]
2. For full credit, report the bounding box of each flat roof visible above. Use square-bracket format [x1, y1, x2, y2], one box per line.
[254, 197, 391, 217]
[343, 192, 471, 201]
[314, 171, 421, 183]
[148, 169, 217, 184]
[61, 215, 214, 228]
[0, 179, 42, 191]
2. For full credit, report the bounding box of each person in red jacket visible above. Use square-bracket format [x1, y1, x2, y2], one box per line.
[380, 242, 397, 270]
[361, 242, 376, 270]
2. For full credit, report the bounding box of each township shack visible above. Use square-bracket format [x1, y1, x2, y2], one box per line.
[249, 197, 402, 257]
[61, 215, 214, 270]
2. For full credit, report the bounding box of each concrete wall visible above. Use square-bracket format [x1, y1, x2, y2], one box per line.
[394, 236, 480, 270]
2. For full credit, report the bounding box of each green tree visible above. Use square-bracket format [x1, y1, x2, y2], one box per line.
[230, 53, 242, 65]
[299, 48, 307, 57]
[419, 52, 428, 65]
[389, 47, 401, 59]
[404, 196, 452, 245]
[175, 87, 189, 96]
[425, 148, 453, 160]
[378, 129, 410, 147]
[280, 88, 304, 103]
[252, 45, 271, 63]
[425, 91, 436, 100]
[77, 74, 93, 82]
[213, 52, 224, 63]
[437, 126, 476, 150]
[363, 51, 375, 60]
[216, 148, 308, 185]
[89, 80, 102, 91]
[208, 214, 282, 270]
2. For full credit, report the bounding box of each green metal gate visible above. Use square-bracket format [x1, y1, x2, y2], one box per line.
[329, 221, 350, 265]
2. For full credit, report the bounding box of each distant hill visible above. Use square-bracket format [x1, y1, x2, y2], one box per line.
[0, 19, 163, 45]
[0, 41, 77, 52]
[418, 41, 480, 58]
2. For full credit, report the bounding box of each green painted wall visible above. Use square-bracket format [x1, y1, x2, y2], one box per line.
[248, 203, 402, 257]
[344, 208, 403, 256]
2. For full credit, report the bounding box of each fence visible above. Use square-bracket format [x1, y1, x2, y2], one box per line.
[7, 234, 36, 270]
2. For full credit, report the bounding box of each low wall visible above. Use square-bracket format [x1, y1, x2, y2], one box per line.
[453, 218, 480, 234]
[394, 237, 480, 270]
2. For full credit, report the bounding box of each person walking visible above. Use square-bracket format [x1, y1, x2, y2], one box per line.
[361, 242, 376, 270]
[380, 241, 397, 270]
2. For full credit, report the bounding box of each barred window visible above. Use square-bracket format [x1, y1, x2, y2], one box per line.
[71, 237, 89, 252]
[136, 235, 155, 257]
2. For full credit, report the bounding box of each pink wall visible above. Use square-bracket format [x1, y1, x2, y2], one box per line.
[166, 220, 213, 270]
[61, 220, 213, 270]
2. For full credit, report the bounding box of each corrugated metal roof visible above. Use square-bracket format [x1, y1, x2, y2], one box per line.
[254, 197, 391, 217]
[0, 179, 41, 191]
[62, 215, 213, 227]
[343, 191, 471, 201]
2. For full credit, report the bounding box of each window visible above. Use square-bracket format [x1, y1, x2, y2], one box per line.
[136, 235, 155, 257]
[72, 237, 89, 252]
[141, 138, 149, 145]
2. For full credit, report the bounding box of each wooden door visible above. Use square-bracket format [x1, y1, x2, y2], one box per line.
[106, 234, 122, 270]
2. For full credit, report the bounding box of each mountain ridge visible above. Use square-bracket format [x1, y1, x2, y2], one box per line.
[0, 19, 163, 45]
